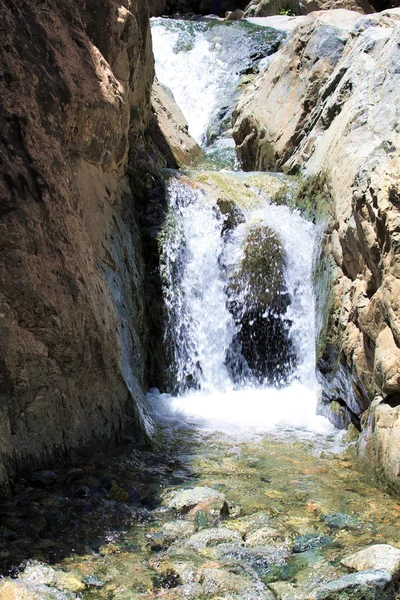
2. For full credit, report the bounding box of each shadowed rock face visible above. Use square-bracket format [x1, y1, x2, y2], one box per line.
[0, 0, 159, 497]
[232, 8, 400, 488]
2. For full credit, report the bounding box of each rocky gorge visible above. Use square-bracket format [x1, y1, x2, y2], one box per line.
[231, 7, 400, 491]
[1, 0, 400, 599]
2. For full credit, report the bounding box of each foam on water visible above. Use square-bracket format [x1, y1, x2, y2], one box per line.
[148, 383, 339, 442]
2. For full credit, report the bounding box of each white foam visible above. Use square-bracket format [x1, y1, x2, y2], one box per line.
[148, 384, 338, 440]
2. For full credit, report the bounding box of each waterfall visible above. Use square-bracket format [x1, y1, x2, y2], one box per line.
[149, 19, 336, 439]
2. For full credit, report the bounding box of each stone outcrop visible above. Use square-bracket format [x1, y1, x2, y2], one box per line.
[243, 0, 374, 17]
[0, 0, 164, 497]
[151, 80, 202, 167]
[232, 8, 400, 488]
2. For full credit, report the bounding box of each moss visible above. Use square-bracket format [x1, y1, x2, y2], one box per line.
[291, 173, 331, 223]
[230, 224, 285, 311]
[191, 171, 288, 211]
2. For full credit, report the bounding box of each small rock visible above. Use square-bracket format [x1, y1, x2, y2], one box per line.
[292, 533, 332, 553]
[186, 527, 242, 549]
[322, 513, 361, 530]
[200, 568, 253, 596]
[225, 8, 244, 20]
[166, 487, 227, 516]
[0, 581, 40, 600]
[245, 525, 283, 548]
[315, 569, 393, 599]
[162, 520, 194, 542]
[108, 482, 129, 503]
[341, 544, 400, 580]
[82, 575, 105, 587]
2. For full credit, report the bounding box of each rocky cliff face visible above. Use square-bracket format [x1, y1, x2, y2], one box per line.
[233, 8, 400, 490]
[0, 0, 161, 497]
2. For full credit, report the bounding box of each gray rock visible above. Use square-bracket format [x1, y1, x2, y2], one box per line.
[292, 533, 332, 553]
[315, 569, 393, 599]
[199, 568, 253, 596]
[161, 520, 194, 542]
[322, 513, 361, 530]
[341, 545, 400, 580]
[185, 526, 242, 548]
[166, 486, 227, 514]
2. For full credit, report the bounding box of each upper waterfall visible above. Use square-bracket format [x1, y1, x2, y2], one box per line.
[151, 18, 284, 145]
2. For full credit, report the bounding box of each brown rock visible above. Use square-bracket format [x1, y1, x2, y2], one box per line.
[151, 80, 202, 167]
[0, 0, 158, 496]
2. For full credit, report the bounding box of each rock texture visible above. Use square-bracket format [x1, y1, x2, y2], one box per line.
[151, 80, 202, 167]
[341, 545, 400, 580]
[243, 0, 374, 17]
[0, 0, 162, 497]
[232, 8, 400, 488]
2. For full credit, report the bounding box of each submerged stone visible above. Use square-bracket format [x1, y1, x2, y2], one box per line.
[166, 486, 227, 515]
[322, 513, 361, 530]
[185, 526, 242, 548]
[292, 533, 332, 553]
[82, 575, 105, 588]
[315, 569, 394, 599]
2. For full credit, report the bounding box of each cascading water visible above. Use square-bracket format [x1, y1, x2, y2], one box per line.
[149, 18, 337, 439]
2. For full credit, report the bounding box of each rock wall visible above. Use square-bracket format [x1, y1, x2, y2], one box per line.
[232, 8, 400, 489]
[0, 0, 161, 497]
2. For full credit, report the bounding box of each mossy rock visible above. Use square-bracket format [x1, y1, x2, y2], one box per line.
[226, 224, 296, 384]
[191, 171, 288, 211]
[229, 224, 286, 311]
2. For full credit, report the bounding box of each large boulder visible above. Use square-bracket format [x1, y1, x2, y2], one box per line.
[232, 7, 400, 487]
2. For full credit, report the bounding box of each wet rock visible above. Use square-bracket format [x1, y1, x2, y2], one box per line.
[148, 531, 168, 551]
[0, 581, 40, 600]
[227, 223, 295, 383]
[267, 580, 305, 599]
[0, 580, 78, 600]
[322, 513, 361, 530]
[225, 8, 245, 19]
[150, 549, 204, 585]
[19, 561, 84, 593]
[108, 482, 129, 503]
[166, 487, 228, 515]
[161, 520, 194, 542]
[199, 567, 253, 596]
[244, 525, 284, 548]
[185, 526, 242, 548]
[82, 575, 105, 588]
[213, 543, 289, 580]
[315, 569, 394, 599]
[292, 533, 332, 553]
[228, 512, 272, 537]
[341, 545, 400, 580]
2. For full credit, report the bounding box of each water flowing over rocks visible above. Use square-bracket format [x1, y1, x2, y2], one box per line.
[232, 7, 400, 490]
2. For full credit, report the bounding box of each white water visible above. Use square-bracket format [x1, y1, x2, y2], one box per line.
[150, 20, 338, 440]
[151, 19, 284, 145]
